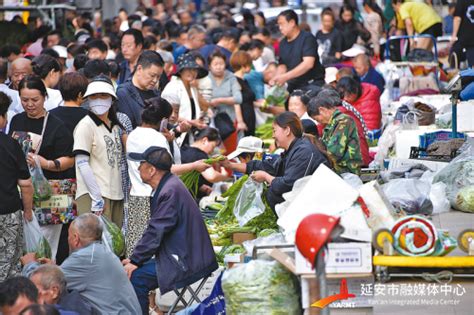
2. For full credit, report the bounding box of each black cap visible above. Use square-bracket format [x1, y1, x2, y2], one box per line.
[127, 146, 172, 171]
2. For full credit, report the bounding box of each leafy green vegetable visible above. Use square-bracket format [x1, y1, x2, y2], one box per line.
[101, 216, 125, 256]
[35, 236, 52, 259]
[258, 229, 278, 238]
[180, 155, 226, 198]
[180, 170, 200, 198]
[262, 86, 289, 108]
[222, 260, 301, 314]
[216, 175, 249, 222]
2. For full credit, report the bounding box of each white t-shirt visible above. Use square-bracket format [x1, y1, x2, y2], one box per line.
[45, 88, 63, 111]
[73, 115, 124, 200]
[301, 112, 318, 125]
[0, 84, 21, 133]
[127, 127, 170, 197]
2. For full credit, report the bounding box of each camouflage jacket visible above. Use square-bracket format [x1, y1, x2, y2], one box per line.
[322, 109, 363, 175]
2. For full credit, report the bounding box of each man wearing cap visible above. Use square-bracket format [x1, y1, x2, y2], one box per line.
[123, 147, 218, 314]
[117, 51, 164, 128]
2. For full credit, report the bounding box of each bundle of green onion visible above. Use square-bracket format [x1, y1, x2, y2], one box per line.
[180, 155, 226, 198]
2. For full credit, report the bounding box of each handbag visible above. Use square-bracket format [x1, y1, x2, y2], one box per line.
[214, 111, 235, 140]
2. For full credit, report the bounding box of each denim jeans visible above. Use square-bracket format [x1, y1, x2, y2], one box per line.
[130, 259, 158, 315]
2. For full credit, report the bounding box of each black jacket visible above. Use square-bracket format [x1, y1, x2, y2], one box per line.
[116, 80, 160, 129]
[130, 173, 218, 294]
[246, 137, 329, 210]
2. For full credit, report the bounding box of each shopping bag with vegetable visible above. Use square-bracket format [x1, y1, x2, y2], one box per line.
[222, 260, 301, 314]
[262, 85, 289, 108]
[100, 215, 125, 257]
[433, 138, 474, 212]
[30, 155, 52, 202]
[23, 215, 52, 259]
[233, 178, 266, 226]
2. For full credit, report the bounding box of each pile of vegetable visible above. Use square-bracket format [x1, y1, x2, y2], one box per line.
[215, 244, 245, 265]
[100, 216, 125, 256]
[206, 175, 279, 248]
[180, 155, 226, 198]
[222, 260, 301, 314]
[255, 122, 273, 140]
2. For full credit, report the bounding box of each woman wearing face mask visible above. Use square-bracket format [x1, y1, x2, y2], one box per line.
[9, 75, 74, 263]
[31, 54, 64, 111]
[73, 75, 125, 228]
[223, 112, 329, 211]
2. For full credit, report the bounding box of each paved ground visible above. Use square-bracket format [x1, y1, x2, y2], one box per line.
[331, 211, 474, 315]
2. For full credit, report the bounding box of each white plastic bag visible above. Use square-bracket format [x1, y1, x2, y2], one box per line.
[23, 215, 52, 259]
[430, 182, 451, 214]
[233, 178, 265, 227]
[99, 215, 125, 256]
[382, 179, 433, 215]
[341, 173, 363, 189]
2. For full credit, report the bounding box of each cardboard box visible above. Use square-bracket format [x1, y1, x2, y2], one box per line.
[295, 242, 373, 275]
[232, 232, 255, 244]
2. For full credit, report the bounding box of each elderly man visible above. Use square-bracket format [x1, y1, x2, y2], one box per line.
[308, 90, 363, 175]
[352, 53, 385, 93]
[30, 265, 97, 315]
[22, 214, 142, 315]
[173, 25, 207, 61]
[123, 146, 218, 314]
[9, 57, 32, 91]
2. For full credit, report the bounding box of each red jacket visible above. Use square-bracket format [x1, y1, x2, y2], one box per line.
[353, 83, 381, 130]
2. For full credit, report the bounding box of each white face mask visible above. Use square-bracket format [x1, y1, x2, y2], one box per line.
[89, 97, 112, 115]
[66, 58, 74, 69]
